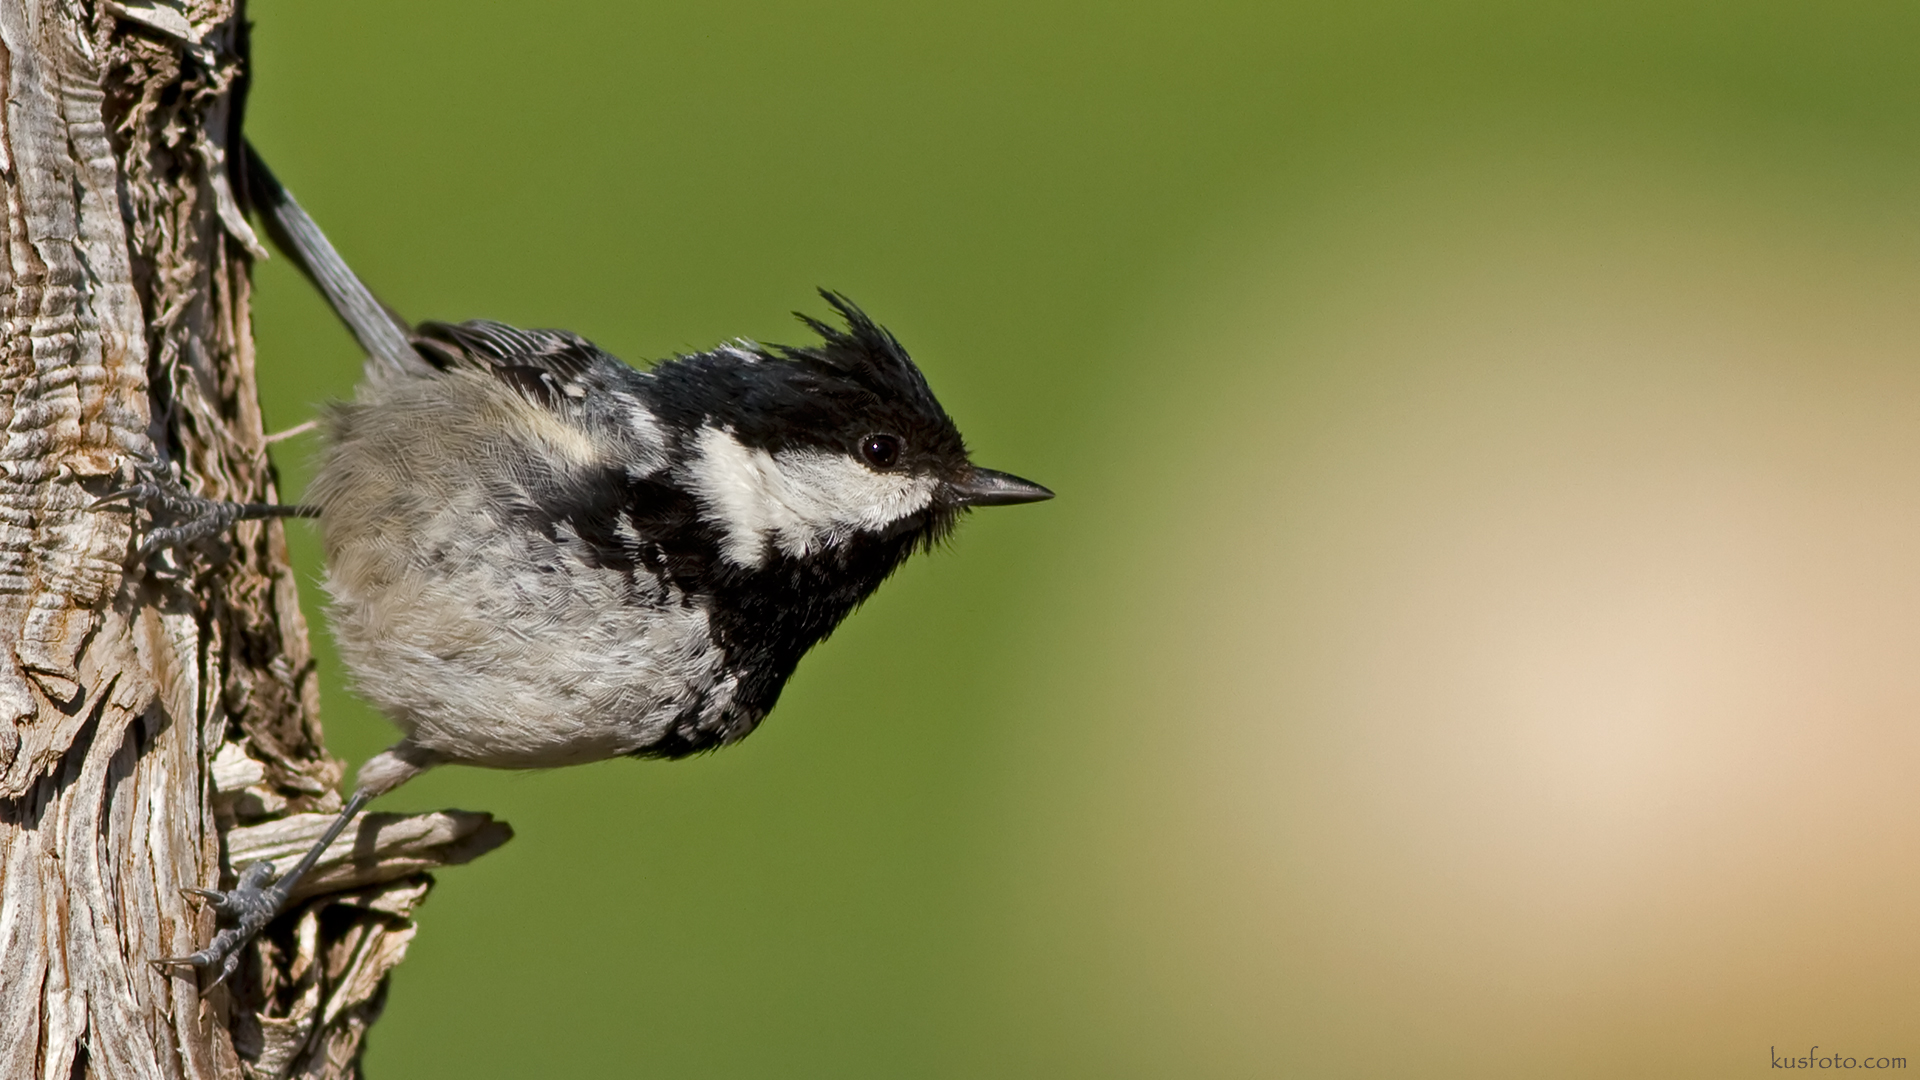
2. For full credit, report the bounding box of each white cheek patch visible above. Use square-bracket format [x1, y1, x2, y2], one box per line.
[688, 425, 938, 568]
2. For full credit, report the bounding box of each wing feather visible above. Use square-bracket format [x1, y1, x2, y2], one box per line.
[414, 320, 632, 407]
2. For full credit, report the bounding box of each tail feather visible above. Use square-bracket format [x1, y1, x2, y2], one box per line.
[243, 142, 429, 382]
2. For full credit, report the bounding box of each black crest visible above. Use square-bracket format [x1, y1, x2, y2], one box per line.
[646, 291, 970, 467]
[780, 292, 943, 416]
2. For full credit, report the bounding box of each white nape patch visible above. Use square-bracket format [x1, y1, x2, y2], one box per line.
[623, 398, 662, 439]
[615, 392, 666, 446]
[601, 391, 669, 478]
[688, 425, 938, 568]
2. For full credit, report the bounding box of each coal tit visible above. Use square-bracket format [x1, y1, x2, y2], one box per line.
[155, 147, 1052, 985]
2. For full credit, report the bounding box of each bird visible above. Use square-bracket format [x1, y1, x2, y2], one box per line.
[147, 145, 1052, 987]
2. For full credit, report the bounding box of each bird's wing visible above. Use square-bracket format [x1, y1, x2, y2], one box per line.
[413, 319, 634, 407]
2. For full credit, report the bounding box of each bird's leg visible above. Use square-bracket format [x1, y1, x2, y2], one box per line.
[154, 789, 371, 989]
[92, 462, 319, 557]
[155, 744, 439, 990]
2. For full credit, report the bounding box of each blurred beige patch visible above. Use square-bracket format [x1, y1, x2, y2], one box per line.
[996, 144, 1920, 1078]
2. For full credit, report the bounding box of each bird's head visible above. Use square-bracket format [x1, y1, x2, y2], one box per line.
[649, 292, 1052, 571]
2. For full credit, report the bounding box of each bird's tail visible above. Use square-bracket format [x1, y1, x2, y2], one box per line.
[242, 141, 430, 382]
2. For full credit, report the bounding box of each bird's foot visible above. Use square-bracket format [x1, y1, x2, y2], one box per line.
[156, 792, 370, 992]
[152, 861, 290, 989]
[92, 464, 317, 558]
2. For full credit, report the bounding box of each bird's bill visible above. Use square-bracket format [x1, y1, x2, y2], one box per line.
[949, 467, 1055, 507]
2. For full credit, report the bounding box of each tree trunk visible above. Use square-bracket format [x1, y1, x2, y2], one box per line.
[0, 3, 508, 1077]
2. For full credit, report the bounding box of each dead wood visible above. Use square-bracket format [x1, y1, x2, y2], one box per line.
[0, 3, 509, 1077]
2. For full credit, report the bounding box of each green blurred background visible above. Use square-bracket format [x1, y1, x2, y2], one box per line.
[245, 1, 1920, 1076]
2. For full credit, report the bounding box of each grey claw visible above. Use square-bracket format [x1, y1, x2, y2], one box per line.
[212, 948, 244, 989]
[151, 954, 206, 974]
[89, 487, 143, 510]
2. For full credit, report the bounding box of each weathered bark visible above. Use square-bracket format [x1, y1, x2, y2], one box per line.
[0, 3, 509, 1077]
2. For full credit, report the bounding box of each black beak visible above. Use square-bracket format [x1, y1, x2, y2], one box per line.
[950, 467, 1055, 507]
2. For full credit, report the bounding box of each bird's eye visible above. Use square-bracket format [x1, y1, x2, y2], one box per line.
[860, 434, 902, 469]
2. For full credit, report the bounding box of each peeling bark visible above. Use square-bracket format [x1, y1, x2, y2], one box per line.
[0, 3, 509, 1077]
